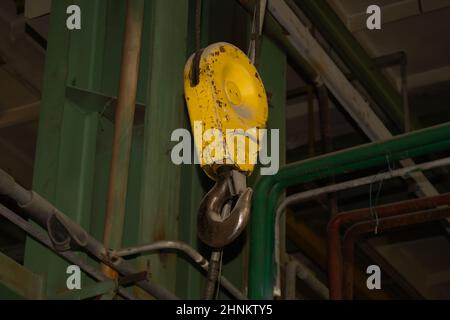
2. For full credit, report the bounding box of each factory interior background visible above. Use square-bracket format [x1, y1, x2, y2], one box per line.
[0, 0, 450, 301]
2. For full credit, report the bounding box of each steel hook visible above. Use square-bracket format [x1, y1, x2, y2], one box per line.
[197, 170, 253, 248]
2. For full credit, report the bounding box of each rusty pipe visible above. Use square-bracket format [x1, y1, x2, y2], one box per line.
[342, 206, 450, 299]
[102, 0, 145, 277]
[327, 192, 450, 299]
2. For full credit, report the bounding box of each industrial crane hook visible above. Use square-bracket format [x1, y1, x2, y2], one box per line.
[197, 168, 253, 249]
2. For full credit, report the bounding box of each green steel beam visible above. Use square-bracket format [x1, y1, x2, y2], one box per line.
[136, 0, 189, 297]
[65, 85, 145, 124]
[249, 122, 450, 299]
[24, 0, 99, 295]
[48, 279, 117, 300]
[257, 38, 287, 181]
[294, 0, 412, 131]
[0, 251, 44, 299]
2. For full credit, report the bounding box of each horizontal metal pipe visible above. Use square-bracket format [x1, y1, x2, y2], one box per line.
[115, 241, 247, 300]
[281, 157, 450, 210]
[0, 168, 178, 300]
[328, 192, 450, 299]
[0, 203, 135, 300]
[116, 241, 206, 264]
[342, 207, 450, 299]
[274, 157, 450, 297]
[285, 259, 329, 300]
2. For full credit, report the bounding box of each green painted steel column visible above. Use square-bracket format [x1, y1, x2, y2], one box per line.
[24, 0, 152, 296]
[136, 0, 189, 297]
[295, 0, 408, 131]
[24, 0, 105, 295]
[249, 122, 450, 299]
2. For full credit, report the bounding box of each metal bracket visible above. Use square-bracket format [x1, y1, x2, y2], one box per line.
[118, 271, 148, 287]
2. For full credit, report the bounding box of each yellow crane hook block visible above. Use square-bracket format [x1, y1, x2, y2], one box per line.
[183, 42, 268, 180]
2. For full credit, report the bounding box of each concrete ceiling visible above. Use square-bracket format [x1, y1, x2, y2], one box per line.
[329, 0, 450, 87]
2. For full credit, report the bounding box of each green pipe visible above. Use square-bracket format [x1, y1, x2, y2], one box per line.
[294, 0, 412, 131]
[248, 122, 450, 299]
